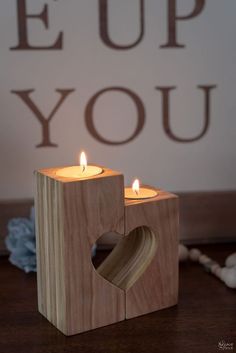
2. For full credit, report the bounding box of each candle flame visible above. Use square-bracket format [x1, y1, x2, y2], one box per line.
[80, 151, 87, 173]
[132, 179, 140, 195]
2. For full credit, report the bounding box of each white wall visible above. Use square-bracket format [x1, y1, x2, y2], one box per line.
[0, 0, 236, 199]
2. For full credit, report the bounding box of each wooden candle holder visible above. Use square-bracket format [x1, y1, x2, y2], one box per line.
[35, 166, 179, 336]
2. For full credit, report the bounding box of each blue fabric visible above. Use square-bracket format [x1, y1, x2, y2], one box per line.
[5, 207, 36, 273]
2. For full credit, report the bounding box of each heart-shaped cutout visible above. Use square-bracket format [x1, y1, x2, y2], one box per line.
[93, 226, 158, 290]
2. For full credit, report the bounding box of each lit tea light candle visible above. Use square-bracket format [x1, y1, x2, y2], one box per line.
[56, 151, 103, 178]
[125, 179, 158, 199]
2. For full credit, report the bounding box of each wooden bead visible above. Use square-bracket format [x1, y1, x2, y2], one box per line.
[211, 263, 222, 278]
[181, 246, 236, 289]
[189, 248, 201, 262]
[199, 254, 211, 266]
[225, 253, 236, 268]
[179, 244, 189, 262]
[221, 266, 236, 289]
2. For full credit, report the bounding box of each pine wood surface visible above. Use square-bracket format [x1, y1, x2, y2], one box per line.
[124, 191, 179, 319]
[97, 226, 158, 290]
[35, 168, 179, 335]
[35, 167, 125, 335]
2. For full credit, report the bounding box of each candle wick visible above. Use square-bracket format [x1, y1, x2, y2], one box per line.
[135, 190, 138, 195]
[82, 165, 85, 173]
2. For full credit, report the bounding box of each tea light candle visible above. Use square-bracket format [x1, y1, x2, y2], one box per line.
[56, 151, 103, 178]
[125, 179, 158, 199]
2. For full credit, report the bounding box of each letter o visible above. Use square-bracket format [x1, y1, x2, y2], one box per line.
[85, 87, 145, 145]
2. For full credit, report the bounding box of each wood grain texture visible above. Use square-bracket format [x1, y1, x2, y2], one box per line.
[35, 167, 179, 335]
[97, 226, 158, 290]
[35, 173, 66, 333]
[124, 190, 179, 319]
[1, 191, 236, 255]
[35, 166, 125, 335]
[96, 189, 179, 320]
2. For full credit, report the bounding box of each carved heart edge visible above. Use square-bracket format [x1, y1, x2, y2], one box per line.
[95, 226, 158, 290]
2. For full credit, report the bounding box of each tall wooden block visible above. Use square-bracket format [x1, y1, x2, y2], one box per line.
[35, 167, 125, 335]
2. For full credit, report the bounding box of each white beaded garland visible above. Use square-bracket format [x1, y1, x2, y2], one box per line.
[225, 253, 236, 268]
[178, 244, 236, 289]
[199, 254, 210, 266]
[211, 264, 222, 278]
[179, 244, 189, 262]
[221, 266, 236, 289]
[189, 248, 201, 262]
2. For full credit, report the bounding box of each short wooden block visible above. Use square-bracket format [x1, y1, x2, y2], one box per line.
[35, 168, 179, 335]
[35, 167, 125, 335]
[97, 189, 179, 319]
[124, 190, 179, 319]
